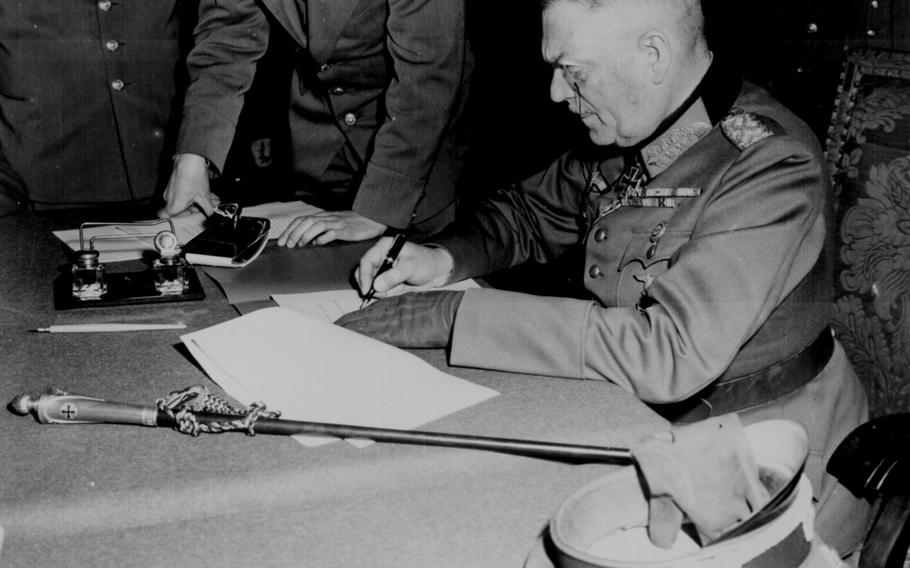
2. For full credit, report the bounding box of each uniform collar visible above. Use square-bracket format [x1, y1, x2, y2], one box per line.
[631, 56, 743, 178]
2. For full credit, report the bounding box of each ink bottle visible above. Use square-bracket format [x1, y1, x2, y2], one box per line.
[152, 231, 188, 295]
[71, 249, 107, 300]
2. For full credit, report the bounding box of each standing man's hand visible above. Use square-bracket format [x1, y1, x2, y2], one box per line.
[158, 153, 220, 218]
[277, 210, 386, 246]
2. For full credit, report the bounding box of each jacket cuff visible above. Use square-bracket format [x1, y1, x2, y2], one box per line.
[428, 235, 480, 283]
[175, 103, 238, 173]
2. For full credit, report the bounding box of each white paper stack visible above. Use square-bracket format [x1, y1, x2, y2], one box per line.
[181, 307, 499, 447]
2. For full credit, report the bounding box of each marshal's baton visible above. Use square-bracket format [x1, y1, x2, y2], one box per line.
[8, 388, 632, 464]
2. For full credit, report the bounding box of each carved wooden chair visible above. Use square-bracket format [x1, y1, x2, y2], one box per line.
[824, 48, 910, 568]
[826, 48, 910, 419]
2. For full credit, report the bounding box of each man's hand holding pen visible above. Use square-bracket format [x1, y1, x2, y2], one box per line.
[360, 233, 409, 308]
[352, 236, 455, 301]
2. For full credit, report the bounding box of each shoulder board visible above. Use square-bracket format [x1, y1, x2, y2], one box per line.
[721, 108, 776, 150]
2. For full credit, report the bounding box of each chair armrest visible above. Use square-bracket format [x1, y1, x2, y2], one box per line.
[827, 413, 910, 568]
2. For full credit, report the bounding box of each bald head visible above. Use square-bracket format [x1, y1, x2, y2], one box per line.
[541, 0, 708, 57]
[541, 0, 712, 146]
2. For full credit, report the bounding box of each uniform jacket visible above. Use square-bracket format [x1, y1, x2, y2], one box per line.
[177, 0, 473, 233]
[0, 1, 190, 207]
[436, 72, 835, 404]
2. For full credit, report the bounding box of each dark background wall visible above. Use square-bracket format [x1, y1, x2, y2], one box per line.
[462, 0, 910, 194]
[704, 0, 910, 137]
[221, 1, 910, 206]
[456, 0, 910, 295]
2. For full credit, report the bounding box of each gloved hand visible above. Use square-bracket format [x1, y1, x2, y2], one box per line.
[334, 290, 464, 348]
[630, 414, 770, 548]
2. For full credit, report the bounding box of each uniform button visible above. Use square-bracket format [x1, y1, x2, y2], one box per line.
[329, 86, 345, 96]
[110, 79, 125, 91]
[152, 128, 164, 138]
[807, 22, 818, 33]
[588, 265, 602, 279]
[594, 228, 607, 242]
[866, 29, 877, 37]
[343, 112, 357, 126]
[104, 39, 119, 52]
[650, 221, 666, 240]
[97, 0, 112, 11]
[319, 63, 330, 72]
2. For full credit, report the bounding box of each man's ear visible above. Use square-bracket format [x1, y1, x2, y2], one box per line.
[639, 30, 671, 85]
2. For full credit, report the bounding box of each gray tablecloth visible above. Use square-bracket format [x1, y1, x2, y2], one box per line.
[0, 210, 666, 568]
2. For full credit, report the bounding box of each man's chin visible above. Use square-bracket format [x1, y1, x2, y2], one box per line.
[587, 130, 616, 146]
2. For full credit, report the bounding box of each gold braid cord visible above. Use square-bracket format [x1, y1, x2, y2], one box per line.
[156, 385, 281, 437]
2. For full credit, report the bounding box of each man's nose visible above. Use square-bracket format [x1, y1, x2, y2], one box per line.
[550, 70, 575, 105]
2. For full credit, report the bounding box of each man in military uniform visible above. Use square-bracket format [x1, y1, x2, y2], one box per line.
[159, 0, 472, 245]
[338, 0, 870, 557]
[0, 2, 192, 215]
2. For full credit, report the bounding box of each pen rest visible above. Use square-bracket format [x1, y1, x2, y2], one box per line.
[54, 266, 205, 310]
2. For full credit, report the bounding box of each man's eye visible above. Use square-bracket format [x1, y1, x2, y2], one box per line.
[562, 66, 586, 83]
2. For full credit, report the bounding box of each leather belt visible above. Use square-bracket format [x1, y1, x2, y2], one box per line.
[651, 327, 835, 424]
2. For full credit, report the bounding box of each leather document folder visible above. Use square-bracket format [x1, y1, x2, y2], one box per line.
[184, 211, 270, 268]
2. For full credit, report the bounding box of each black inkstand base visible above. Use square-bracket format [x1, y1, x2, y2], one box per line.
[54, 264, 205, 310]
[54, 228, 206, 310]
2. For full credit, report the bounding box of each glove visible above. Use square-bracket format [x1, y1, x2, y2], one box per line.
[334, 290, 464, 348]
[630, 414, 770, 548]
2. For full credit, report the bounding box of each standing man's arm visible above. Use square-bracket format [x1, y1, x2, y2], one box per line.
[279, 0, 472, 245]
[352, 0, 471, 228]
[159, 0, 269, 218]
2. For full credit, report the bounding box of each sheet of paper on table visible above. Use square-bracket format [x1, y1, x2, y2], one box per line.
[52, 201, 322, 262]
[272, 278, 481, 322]
[181, 306, 499, 447]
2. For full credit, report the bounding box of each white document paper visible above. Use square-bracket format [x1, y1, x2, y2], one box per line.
[181, 306, 499, 447]
[272, 279, 481, 322]
[53, 201, 322, 262]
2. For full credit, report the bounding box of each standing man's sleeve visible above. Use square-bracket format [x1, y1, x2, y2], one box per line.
[351, 0, 472, 229]
[175, 0, 270, 173]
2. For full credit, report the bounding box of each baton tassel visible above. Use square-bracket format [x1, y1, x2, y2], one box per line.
[156, 385, 280, 436]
